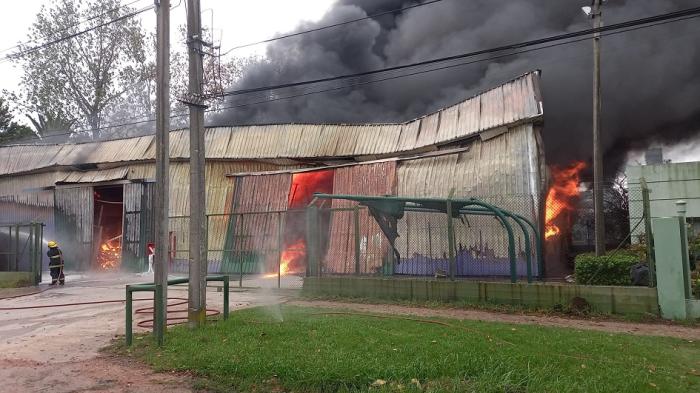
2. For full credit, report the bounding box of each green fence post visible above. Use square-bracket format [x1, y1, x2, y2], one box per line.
[38, 224, 44, 284]
[354, 206, 361, 275]
[223, 275, 229, 320]
[641, 178, 656, 287]
[306, 205, 320, 277]
[277, 212, 283, 289]
[125, 286, 133, 346]
[446, 200, 456, 281]
[14, 225, 19, 271]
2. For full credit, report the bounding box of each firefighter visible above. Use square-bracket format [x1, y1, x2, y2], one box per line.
[46, 241, 65, 286]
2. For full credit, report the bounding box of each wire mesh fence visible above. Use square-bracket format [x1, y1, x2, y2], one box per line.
[0, 222, 43, 284]
[317, 195, 540, 281]
[163, 185, 657, 286]
[167, 211, 306, 289]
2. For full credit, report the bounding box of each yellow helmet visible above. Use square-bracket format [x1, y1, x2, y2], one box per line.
[47, 240, 58, 248]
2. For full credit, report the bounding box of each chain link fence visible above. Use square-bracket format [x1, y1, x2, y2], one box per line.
[317, 195, 540, 281]
[163, 185, 657, 286]
[0, 222, 43, 285]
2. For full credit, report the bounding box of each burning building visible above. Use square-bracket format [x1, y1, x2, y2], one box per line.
[0, 72, 573, 278]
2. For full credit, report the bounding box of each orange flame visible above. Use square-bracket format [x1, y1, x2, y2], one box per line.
[97, 238, 121, 270]
[265, 239, 306, 278]
[544, 162, 586, 240]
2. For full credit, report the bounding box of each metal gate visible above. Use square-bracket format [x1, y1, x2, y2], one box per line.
[122, 182, 156, 272]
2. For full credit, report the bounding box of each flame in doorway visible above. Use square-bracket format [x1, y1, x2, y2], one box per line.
[98, 236, 122, 270]
[544, 162, 586, 240]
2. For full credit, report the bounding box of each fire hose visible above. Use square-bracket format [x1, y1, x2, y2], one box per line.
[0, 293, 221, 328]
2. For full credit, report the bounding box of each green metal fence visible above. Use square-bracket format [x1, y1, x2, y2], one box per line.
[0, 222, 44, 285]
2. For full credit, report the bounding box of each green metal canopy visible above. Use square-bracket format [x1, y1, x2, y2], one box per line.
[310, 193, 542, 283]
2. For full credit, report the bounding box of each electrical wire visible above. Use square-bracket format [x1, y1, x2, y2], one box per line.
[0, 0, 150, 56]
[4, 8, 700, 145]
[0, 0, 187, 64]
[219, 0, 449, 55]
[213, 5, 700, 99]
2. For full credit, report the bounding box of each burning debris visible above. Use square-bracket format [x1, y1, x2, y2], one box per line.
[544, 162, 586, 240]
[97, 235, 122, 270]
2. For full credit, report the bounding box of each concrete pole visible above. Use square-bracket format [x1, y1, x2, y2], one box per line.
[154, 0, 170, 338]
[186, 0, 207, 327]
[592, 0, 606, 256]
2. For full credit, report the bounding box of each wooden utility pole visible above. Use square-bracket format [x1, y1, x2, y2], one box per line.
[154, 0, 170, 340]
[592, 0, 606, 256]
[185, 0, 207, 326]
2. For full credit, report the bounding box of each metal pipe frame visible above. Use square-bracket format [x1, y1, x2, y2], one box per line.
[125, 275, 230, 346]
[311, 193, 542, 283]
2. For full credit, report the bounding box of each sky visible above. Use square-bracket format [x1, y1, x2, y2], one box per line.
[0, 0, 697, 164]
[0, 0, 336, 94]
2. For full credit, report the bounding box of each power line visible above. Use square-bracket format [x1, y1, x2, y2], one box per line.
[219, 0, 449, 55]
[0, 0, 150, 56]
[206, 14, 700, 114]
[4, 9, 700, 145]
[213, 6, 700, 99]
[1, 3, 155, 64]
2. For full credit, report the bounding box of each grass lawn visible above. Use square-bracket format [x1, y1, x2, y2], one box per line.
[116, 305, 700, 392]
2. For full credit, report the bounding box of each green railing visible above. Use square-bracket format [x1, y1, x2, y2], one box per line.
[125, 275, 230, 346]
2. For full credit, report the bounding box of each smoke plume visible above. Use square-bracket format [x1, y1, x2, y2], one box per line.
[212, 0, 700, 174]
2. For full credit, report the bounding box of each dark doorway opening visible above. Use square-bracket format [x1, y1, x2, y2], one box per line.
[93, 185, 124, 271]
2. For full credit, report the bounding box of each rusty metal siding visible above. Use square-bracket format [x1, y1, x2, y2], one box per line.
[59, 167, 129, 184]
[225, 173, 291, 270]
[325, 161, 397, 274]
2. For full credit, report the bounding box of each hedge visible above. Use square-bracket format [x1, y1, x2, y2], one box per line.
[574, 251, 641, 286]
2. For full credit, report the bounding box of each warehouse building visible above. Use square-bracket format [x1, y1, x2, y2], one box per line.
[0, 72, 549, 279]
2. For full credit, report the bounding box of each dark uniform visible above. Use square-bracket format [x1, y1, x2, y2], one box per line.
[47, 247, 65, 285]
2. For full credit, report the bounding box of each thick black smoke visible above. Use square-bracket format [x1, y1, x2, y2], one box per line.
[212, 0, 700, 174]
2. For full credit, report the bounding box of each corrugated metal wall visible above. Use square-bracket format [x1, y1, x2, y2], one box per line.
[54, 186, 94, 270]
[122, 182, 155, 271]
[325, 162, 397, 274]
[395, 124, 543, 277]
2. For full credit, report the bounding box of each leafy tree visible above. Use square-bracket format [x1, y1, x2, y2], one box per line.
[13, 0, 149, 136]
[0, 98, 34, 145]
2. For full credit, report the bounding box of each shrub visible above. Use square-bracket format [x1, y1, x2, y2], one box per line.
[574, 251, 641, 286]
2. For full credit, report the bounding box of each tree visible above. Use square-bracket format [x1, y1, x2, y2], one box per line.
[0, 98, 34, 145]
[13, 0, 149, 137]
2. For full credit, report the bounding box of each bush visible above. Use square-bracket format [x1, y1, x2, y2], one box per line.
[574, 251, 641, 286]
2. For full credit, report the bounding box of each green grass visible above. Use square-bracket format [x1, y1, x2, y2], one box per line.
[115, 305, 700, 392]
[300, 294, 700, 326]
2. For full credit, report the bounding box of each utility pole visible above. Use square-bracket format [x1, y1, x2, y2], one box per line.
[592, 0, 606, 256]
[154, 0, 170, 340]
[185, 0, 207, 326]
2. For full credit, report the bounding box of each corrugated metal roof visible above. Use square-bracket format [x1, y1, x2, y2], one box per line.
[58, 167, 129, 184]
[0, 72, 542, 177]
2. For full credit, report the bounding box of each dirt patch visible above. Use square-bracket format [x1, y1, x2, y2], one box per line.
[0, 354, 191, 393]
[0, 272, 292, 392]
[289, 299, 700, 340]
